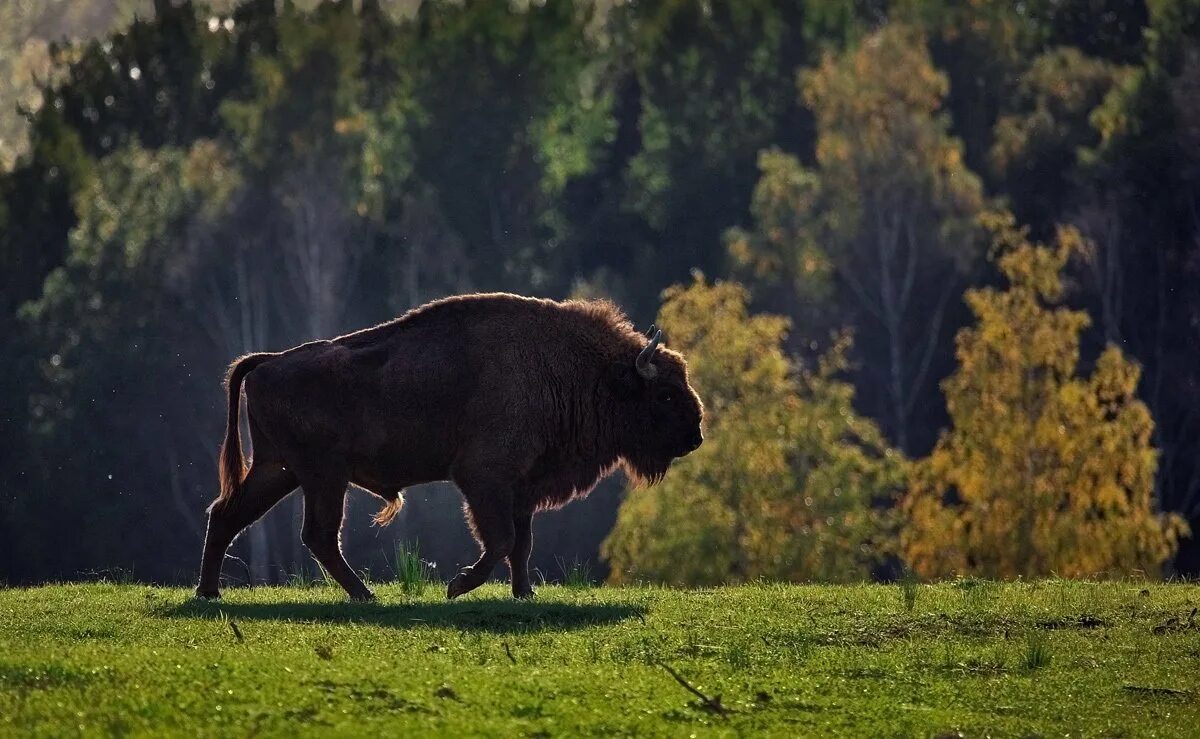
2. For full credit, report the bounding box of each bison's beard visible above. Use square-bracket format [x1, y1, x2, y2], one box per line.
[621, 452, 673, 487]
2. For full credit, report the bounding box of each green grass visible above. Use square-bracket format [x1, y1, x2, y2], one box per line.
[390, 542, 435, 598]
[553, 556, 595, 589]
[1, 581, 1199, 737]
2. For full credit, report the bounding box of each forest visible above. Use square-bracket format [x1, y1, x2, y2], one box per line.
[2, 0, 1199, 586]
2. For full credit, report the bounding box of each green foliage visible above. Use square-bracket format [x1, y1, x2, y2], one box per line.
[7, 141, 240, 577]
[898, 0, 1044, 171]
[568, 0, 861, 312]
[0, 0, 150, 168]
[726, 147, 832, 319]
[403, 0, 611, 291]
[603, 277, 904, 585]
[732, 23, 987, 454]
[621, 0, 797, 231]
[22, 141, 236, 433]
[991, 47, 1132, 231]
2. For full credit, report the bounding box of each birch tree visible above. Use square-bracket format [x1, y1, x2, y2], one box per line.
[730, 24, 985, 454]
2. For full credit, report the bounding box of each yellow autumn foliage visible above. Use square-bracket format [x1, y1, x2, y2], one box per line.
[901, 214, 1188, 579]
[602, 277, 905, 585]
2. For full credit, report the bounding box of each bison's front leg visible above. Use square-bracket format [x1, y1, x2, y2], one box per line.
[448, 473, 516, 600]
[509, 510, 535, 599]
[299, 482, 375, 602]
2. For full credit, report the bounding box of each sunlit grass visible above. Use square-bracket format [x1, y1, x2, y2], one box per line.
[1, 581, 1198, 736]
[391, 541, 436, 598]
[554, 555, 595, 589]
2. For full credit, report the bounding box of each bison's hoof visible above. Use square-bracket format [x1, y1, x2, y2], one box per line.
[447, 571, 475, 600]
[195, 588, 221, 600]
[349, 590, 376, 603]
[513, 586, 536, 600]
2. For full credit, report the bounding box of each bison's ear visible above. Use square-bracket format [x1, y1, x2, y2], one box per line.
[605, 362, 643, 400]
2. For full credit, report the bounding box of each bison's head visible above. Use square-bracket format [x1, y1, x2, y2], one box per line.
[608, 327, 704, 483]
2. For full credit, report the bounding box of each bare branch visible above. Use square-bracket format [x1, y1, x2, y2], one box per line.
[656, 661, 730, 716]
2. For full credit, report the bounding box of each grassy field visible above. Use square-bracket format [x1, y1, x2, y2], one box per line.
[1, 580, 1199, 737]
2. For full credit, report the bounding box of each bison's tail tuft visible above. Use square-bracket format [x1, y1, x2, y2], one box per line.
[210, 352, 275, 513]
[372, 492, 406, 527]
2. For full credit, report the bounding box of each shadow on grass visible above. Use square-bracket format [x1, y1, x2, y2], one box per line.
[160, 596, 645, 634]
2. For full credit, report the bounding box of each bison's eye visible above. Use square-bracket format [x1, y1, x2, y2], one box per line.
[655, 388, 674, 404]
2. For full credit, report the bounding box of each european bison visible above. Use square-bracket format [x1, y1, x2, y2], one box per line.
[196, 292, 704, 601]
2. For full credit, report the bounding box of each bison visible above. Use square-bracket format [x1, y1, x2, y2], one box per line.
[196, 292, 704, 601]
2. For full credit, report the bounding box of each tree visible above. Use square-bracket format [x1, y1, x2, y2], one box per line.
[901, 0, 1147, 178]
[898, 0, 1044, 175]
[991, 47, 1132, 237]
[732, 24, 986, 454]
[220, 0, 375, 341]
[561, 0, 861, 317]
[403, 0, 612, 294]
[602, 277, 904, 585]
[1059, 1, 1200, 573]
[901, 214, 1188, 579]
[15, 142, 237, 580]
[725, 148, 834, 334]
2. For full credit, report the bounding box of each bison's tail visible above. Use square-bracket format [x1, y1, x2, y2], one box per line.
[211, 352, 275, 513]
[371, 491, 405, 527]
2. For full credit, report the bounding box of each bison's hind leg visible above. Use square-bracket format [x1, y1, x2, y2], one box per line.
[196, 461, 297, 599]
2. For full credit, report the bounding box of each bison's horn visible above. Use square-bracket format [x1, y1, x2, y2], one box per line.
[636, 329, 662, 379]
[646, 324, 657, 337]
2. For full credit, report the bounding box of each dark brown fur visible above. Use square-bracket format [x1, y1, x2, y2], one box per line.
[196, 293, 704, 601]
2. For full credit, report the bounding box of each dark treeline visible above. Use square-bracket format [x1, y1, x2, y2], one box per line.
[2, 0, 1199, 585]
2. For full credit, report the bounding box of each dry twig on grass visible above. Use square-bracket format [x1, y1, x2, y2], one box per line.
[656, 660, 729, 716]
